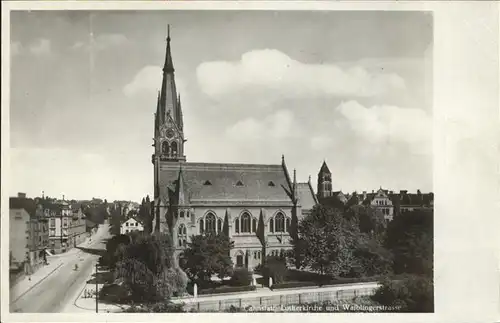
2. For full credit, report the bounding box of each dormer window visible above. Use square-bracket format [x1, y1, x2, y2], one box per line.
[268, 181, 275, 187]
[204, 180, 212, 186]
[236, 180, 244, 187]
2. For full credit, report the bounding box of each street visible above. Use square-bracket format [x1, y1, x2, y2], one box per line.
[10, 224, 111, 313]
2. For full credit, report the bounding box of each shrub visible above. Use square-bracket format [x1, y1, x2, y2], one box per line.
[229, 268, 252, 286]
[124, 302, 185, 312]
[262, 256, 287, 285]
[198, 285, 256, 295]
[371, 275, 433, 312]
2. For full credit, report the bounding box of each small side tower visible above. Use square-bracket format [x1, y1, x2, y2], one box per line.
[317, 161, 332, 199]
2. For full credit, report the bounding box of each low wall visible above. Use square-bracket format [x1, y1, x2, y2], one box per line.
[183, 286, 376, 312]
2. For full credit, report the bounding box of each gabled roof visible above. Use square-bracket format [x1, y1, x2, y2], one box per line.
[319, 161, 331, 174]
[296, 182, 318, 210]
[159, 162, 294, 204]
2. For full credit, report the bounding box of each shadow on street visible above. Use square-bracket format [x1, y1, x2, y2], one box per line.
[76, 247, 106, 257]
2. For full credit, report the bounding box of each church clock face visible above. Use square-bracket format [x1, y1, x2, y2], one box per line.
[165, 129, 175, 139]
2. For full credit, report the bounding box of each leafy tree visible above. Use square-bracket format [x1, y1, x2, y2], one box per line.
[105, 234, 131, 268]
[291, 205, 362, 276]
[372, 274, 433, 312]
[262, 256, 287, 284]
[114, 232, 188, 302]
[180, 233, 234, 286]
[384, 210, 433, 276]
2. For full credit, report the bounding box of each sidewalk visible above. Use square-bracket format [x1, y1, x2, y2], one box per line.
[10, 230, 99, 304]
[63, 272, 127, 313]
[10, 259, 64, 304]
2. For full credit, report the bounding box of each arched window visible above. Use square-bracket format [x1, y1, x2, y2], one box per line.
[180, 210, 184, 218]
[162, 141, 169, 155]
[275, 212, 285, 232]
[286, 218, 291, 232]
[241, 213, 251, 233]
[252, 218, 257, 233]
[235, 218, 240, 233]
[199, 219, 204, 234]
[205, 213, 216, 234]
[269, 218, 274, 233]
[171, 141, 178, 157]
[178, 224, 187, 247]
[217, 218, 222, 233]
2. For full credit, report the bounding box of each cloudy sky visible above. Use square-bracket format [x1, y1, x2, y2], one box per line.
[9, 10, 433, 201]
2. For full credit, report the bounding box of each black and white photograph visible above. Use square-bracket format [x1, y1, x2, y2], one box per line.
[2, 1, 498, 321]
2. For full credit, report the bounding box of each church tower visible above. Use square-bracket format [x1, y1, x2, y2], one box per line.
[317, 161, 332, 199]
[152, 25, 186, 232]
[153, 25, 186, 165]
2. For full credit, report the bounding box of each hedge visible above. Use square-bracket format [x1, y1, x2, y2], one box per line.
[198, 285, 256, 295]
[271, 281, 318, 290]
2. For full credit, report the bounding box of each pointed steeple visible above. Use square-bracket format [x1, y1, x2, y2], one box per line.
[163, 24, 174, 73]
[319, 160, 331, 174]
[176, 165, 186, 206]
[159, 24, 178, 125]
[177, 94, 183, 130]
[293, 169, 298, 200]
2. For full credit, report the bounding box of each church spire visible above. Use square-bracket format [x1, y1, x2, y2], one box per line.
[159, 24, 178, 125]
[163, 24, 174, 73]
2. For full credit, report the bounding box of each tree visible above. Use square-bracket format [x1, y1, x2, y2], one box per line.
[291, 205, 362, 276]
[114, 232, 188, 302]
[384, 209, 433, 276]
[372, 274, 433, 312]
[180, 233, 234, 286]
[262, 256, 287, 284]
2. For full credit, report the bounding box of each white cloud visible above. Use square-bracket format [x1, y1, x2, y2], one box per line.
[123, 65, 162, 97]
[197, 49, 406, 99]
[29, 38, 51, 56]
[226, 109, 298, 141]
[123, 65, 187, 101]
[336, 100, 432, 151]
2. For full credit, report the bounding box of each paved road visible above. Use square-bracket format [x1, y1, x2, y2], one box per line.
[10, 225, 111, 313]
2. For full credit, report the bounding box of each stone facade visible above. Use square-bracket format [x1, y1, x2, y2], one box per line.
[150, 29, 317, 270]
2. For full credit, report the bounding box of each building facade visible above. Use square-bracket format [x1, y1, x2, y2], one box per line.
[9, 194, 49, 274]
[121, 217, 144, 234]
[150, 28, 317, 270]
[315, 161, 433, 221]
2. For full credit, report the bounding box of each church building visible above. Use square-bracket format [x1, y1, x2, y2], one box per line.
[151, 27, 317, 270]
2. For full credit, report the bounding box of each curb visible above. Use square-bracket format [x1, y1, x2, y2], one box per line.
[10, 262, 64, 304]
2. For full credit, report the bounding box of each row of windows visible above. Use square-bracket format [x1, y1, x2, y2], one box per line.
[374, 200, 389, 206]
[162, 141, 179, 157]
[125, 222, 140, 227]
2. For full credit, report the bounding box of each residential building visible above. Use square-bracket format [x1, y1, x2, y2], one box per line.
[121, 217, 144, 234]
[392, 190, 434, 216]
[151, 28, 317, 270]
[69, 203, 88, 247]
[9, 193, 49, 274]
[315, 161, 433, 221]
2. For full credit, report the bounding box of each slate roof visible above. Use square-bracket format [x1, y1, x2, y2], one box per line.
[159, 162, 293, 204]
[296, 182, 317, 210]
[9, 197, 37, 217]
[319, 161, 331, 174]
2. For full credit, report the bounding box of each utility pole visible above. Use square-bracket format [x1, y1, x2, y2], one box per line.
[95, 263, 98, 313]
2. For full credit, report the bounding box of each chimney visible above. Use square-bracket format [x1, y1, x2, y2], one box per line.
[62, 194, 65, 201]
[17, 192, 27, 199]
